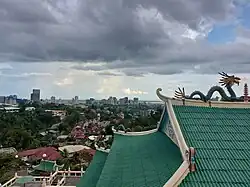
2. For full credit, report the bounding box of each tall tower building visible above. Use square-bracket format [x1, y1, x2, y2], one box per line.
[244, 83, 248, 103]
[133, 97, 139, 104]
[31, 89, 40, 102]
[51, 96, 56, 103]
[75, 96, 79, 104]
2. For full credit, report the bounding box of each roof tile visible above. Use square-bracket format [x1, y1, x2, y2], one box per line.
[174, 105, 250, 186]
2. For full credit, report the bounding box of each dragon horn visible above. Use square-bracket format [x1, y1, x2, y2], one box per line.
[222, 71, 229, 77]
[182, 87, 185, 95]
[219, 72, 227, 77]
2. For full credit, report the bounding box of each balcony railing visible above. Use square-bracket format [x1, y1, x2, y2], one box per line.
[2, 168, 85, 187]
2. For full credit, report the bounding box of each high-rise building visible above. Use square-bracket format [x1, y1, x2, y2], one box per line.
[113, 97, 118, 105]
[108, 96, 114, 105]
[244, 83, 249, 103]
[124, 97, 128, 104]
[133, 97, 139, 104]
[5, 95, 17, 105]
[75, 96, 79, 104]
[0, 96, 5, 103]
[31, 89, 40, 102]
[51, 96, 56, 103]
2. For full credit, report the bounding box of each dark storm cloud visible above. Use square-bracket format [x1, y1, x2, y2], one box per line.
[0, 0, 166, 62]
[0, 0, 249, 75]
[0, 0, 57, 23]
[124, 0, 235, 29]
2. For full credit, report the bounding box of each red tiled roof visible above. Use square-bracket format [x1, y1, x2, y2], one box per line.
[71, 126, 86, 139]
[18, 147, 62, 160]
[75, 134, 86, 139]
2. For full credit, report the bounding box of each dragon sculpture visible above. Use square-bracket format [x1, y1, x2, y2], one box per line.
[174, 72, 244, 102]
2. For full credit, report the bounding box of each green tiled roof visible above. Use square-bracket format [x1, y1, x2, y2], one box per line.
[33, 160, 56, 172]
[173, 105, 250, 186]
[77, 150, 108, 187]
[96, 131, 182, 187]
[16, 176, 34, 184]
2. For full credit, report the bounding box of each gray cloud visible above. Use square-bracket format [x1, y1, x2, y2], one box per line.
[0, 0, 249, 76]
[124, 0, 236, 29]
[96, 71, 122, 76]
[0, 72, 52, 79]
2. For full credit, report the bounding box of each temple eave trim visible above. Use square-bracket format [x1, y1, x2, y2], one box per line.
[163, 161, 189, 187]
[157, 88, 250, 108]
[112, 128, 158, 136]
[165, 98, 189, 159]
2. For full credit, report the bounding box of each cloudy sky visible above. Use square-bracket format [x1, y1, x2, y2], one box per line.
[1, 0, 250, 100]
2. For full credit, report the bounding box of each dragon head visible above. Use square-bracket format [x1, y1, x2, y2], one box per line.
[218, 72, 241, 87]
[174, 87, 186, 99]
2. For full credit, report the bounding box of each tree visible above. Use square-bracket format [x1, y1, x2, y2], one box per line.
[63, 111, 81, 128]
[3, 129, 33, 150]
[105, 125, 114, 136]
[0, 108, 62, 150]
[133, 125, 143, 132]
[0, 154, 26, 184]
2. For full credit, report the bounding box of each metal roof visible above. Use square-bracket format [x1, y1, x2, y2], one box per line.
[59, 145, 91, 154]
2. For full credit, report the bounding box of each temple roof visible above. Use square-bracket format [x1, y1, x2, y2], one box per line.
[33, 160, 60, 172]
[77, 151, 108, 187]
[96, 131, 182, 187]
[15, 176, 34, 184]
[77, 131, 182, 187]
[174, 105, 250, 186]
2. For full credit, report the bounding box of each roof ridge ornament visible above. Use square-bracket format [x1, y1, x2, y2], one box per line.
[174, 72, 244, 102]
[156, 88, 170, 102]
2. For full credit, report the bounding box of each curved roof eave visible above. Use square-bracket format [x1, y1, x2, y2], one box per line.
[96, 131, 183, 187]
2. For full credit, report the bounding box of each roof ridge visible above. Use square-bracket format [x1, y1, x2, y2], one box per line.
[95, 133, 119, 187]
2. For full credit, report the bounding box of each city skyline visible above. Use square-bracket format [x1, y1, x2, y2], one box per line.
[1, 76, 249, 101]
[0, 89, 146, 101]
